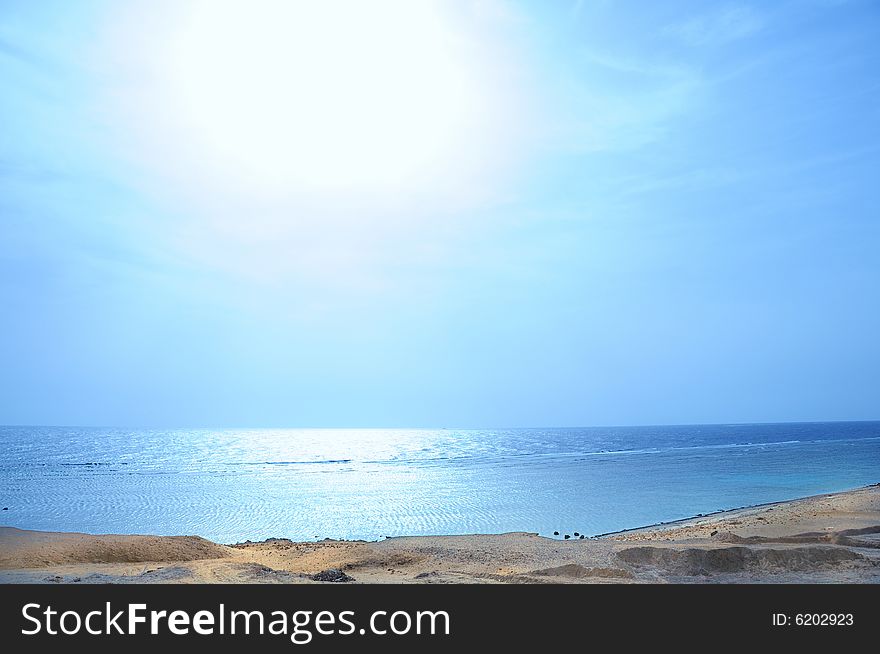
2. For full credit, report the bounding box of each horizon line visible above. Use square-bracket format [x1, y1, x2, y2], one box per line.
[2, 418, 878, 431]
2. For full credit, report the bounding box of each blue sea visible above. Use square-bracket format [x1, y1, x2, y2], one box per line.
[0, 422, 878, 543]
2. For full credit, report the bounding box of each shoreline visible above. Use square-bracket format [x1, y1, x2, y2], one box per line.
[4, 483, 875, 545]
[2, 483, 879, 583]
[594, 483, 880, 539]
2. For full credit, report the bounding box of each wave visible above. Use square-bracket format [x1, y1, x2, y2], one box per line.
[357, 435, 879, 467]
[4, 435, 878, 470]
[257, 459, 353, 465]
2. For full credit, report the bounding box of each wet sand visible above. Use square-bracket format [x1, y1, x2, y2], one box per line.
[1, 484, 878, 583]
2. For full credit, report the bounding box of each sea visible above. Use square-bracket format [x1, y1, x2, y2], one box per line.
[0, 422, 878, 543]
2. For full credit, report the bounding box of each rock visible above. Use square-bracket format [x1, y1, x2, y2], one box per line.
[564, 534, 571, 540]
[579, 535, 585, 539]
[553, 531, 559, 536]
[311, 568, 354, 583]
[574, 532, 580, 536]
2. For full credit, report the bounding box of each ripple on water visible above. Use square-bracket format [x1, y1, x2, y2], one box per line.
[0, 424, 878, 541]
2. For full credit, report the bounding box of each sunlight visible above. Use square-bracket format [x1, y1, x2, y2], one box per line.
[163, 0, 482, 191]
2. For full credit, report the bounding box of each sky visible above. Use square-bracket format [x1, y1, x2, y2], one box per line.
[1, 0, 878, 427]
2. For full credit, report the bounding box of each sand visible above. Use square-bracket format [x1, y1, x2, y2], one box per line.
[1, 484, 878, 583]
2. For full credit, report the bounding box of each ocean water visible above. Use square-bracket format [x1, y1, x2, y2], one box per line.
[0, 422, 878, 543]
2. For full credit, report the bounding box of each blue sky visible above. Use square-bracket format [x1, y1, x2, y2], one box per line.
[1, 0, 878, 427]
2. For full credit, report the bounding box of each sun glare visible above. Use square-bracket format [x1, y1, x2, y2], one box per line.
[163, 0, 483, 192]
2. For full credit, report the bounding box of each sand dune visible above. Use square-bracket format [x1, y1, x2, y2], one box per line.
[0, 529, 229, 569]
[1, 484, 878, 583]
[617, 544, 866, 575]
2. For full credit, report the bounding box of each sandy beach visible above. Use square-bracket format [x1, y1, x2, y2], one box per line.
[1, 484, 878, 584]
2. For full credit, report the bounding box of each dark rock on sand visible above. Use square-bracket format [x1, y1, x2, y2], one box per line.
[311, 568, 354, 583]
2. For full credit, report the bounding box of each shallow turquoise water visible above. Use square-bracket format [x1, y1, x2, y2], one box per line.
[0, 422, 877, 542]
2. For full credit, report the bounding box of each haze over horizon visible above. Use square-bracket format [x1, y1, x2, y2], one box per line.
[2, 0, 878, 428]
